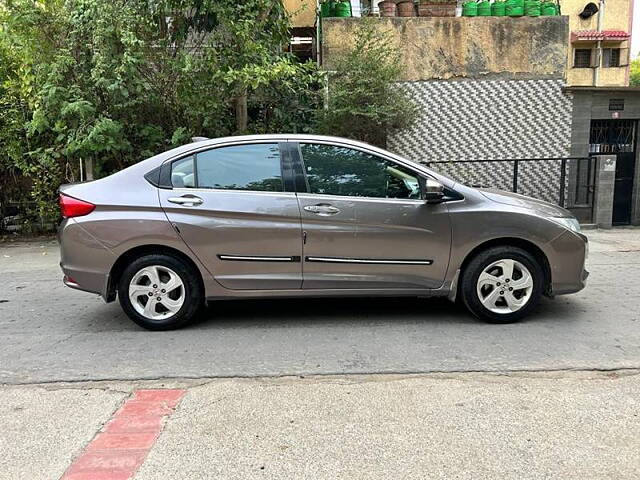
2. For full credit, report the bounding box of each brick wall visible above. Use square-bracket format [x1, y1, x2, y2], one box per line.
[388, 78, 574, 203]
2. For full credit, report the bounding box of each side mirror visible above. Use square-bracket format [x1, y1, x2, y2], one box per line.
[424, 178, 445, 204]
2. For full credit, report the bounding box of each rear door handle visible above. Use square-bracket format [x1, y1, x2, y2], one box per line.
[168, 195, 203, 206]
[304, 204, 340, 216]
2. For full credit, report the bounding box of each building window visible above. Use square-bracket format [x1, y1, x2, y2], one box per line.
[602, 48, 621, 67]
[602, 47, 629, 67]
[609, 99, 625, 111]
[574, 48, 594, 68]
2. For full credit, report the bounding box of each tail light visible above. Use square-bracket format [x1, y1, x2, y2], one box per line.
[59, 194, 95, 218]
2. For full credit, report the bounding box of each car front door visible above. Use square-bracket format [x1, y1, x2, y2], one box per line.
[292, 141, 452, 290]
[158, 141, 303, 290]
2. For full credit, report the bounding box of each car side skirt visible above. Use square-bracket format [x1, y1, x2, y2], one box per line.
[205, 286, 451, 300]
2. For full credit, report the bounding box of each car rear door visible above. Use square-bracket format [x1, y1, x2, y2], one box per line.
[291, 141, 451, 290]
[158, 141, 303, 290]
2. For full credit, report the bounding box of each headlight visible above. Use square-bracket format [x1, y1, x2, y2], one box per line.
[551, 217, 581, 233]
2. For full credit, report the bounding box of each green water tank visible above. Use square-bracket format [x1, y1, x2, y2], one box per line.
[492, 1, 507, 16]
[540, 1, 558, 15]
[334, 1, 351, 17]
[506, 0, 525, 16]
[321, 1, 337, 17]
[525, 0, 541, 16]
[462, 1, 478, 16]
[320, 1, 332, 17]
[478, 1, 492, 16]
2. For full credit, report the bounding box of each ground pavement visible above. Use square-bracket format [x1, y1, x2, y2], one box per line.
[1, 228, 640, 479]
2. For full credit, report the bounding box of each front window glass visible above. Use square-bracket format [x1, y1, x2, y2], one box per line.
[196, 143, 283, 192]
[300, 143, 421, 199]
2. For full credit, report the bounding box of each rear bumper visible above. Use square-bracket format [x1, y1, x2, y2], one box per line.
[61, 268, 108, 296]
[59, 218, 114, 299]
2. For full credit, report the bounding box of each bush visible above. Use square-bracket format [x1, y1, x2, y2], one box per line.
[0, 36, 31, 230]
[631, 56, 640, 87]
[0, 0, 321, 230]
[316, 18, 418, 148]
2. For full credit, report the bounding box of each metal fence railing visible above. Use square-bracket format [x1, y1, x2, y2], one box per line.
[0, 200, 57, 235]
[424, 157, 597, 222]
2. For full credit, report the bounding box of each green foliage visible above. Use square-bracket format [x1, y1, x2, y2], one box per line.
[315, 18, 418, 148]
[0, 33, 32, 229]
[0, 0, 321, 229]
[248, 62, 322, 134]
[1, 2, 418, 232]
[631, 55, 640, 87]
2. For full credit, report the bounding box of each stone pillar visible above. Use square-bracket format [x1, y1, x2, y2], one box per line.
[84, 158, 94, 181]
[593, 155, 616, 229]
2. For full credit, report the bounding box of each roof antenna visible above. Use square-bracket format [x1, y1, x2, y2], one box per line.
[191, 136, 209, 143]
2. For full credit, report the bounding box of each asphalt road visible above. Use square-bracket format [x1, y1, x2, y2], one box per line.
[1, 229, 639, 384]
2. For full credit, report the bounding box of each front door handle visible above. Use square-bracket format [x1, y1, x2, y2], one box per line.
[168, 194, 203, 206]
[304, 204, 340, 216]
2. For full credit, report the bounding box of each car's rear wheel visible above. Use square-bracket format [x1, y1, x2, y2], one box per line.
[118, 254, 203, 330]
[460, 246, 544, 323]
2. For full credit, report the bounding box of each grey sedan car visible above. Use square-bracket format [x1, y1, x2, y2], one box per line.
[58, 134, 588, 330]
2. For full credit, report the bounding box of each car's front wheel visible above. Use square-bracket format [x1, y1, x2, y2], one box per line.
[460, 246, 544, 323]
[118, 254, 203, 330]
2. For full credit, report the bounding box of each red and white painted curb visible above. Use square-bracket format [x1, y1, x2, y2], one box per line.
[61, 389, 185, 480]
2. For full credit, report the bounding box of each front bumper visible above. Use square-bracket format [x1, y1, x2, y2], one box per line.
[557, 267, 589, 295]
[545, 230, 589, 295]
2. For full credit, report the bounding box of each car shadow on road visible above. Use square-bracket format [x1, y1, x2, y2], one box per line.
[86, 294, 583, 332]
[191, 296, 474, 329]
[187, 295, 582, 331]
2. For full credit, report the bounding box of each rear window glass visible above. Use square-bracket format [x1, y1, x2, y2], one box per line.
[171, 156, 195, 188]
[196, 144, 282, 192]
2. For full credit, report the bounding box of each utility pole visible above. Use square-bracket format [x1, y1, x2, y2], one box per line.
[594, 0, 605, 87]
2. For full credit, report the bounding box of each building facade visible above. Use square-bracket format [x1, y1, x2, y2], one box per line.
[559, 0, 640, 225]
[561, 0, 633, 87]
[321, 1, 639, 225]
[324, 16, 576, 206]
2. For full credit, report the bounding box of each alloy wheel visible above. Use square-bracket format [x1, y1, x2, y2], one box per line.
[128, 265, 185, 320]
[476, 259, 534, 314]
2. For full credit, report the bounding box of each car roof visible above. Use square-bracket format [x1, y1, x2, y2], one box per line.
[146, 134, 393, 166]
[189, 134, 383, 151]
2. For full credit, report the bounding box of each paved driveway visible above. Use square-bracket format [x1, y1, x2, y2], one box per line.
[1, 229, 639, 383]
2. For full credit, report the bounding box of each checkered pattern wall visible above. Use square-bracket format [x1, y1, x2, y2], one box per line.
[387, 78, 574, 204]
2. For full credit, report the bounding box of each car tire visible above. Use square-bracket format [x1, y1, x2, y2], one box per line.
[460, 246, 544, 324]
[118, 254, 203, 331]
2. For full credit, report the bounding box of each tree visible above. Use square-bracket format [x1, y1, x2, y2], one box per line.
[630, 55, 640, 87]
[209, 1, 295, 132]
[0, 0, 320, 227]
[0, 36, 29, 230]
[315, 18, 418, 148]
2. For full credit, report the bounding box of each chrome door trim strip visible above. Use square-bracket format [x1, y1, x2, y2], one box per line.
[218, 255, 301, 262]
[305, 256, 433, 265]
[296, 192, 425, 205]
[173, 188, 296, 197]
